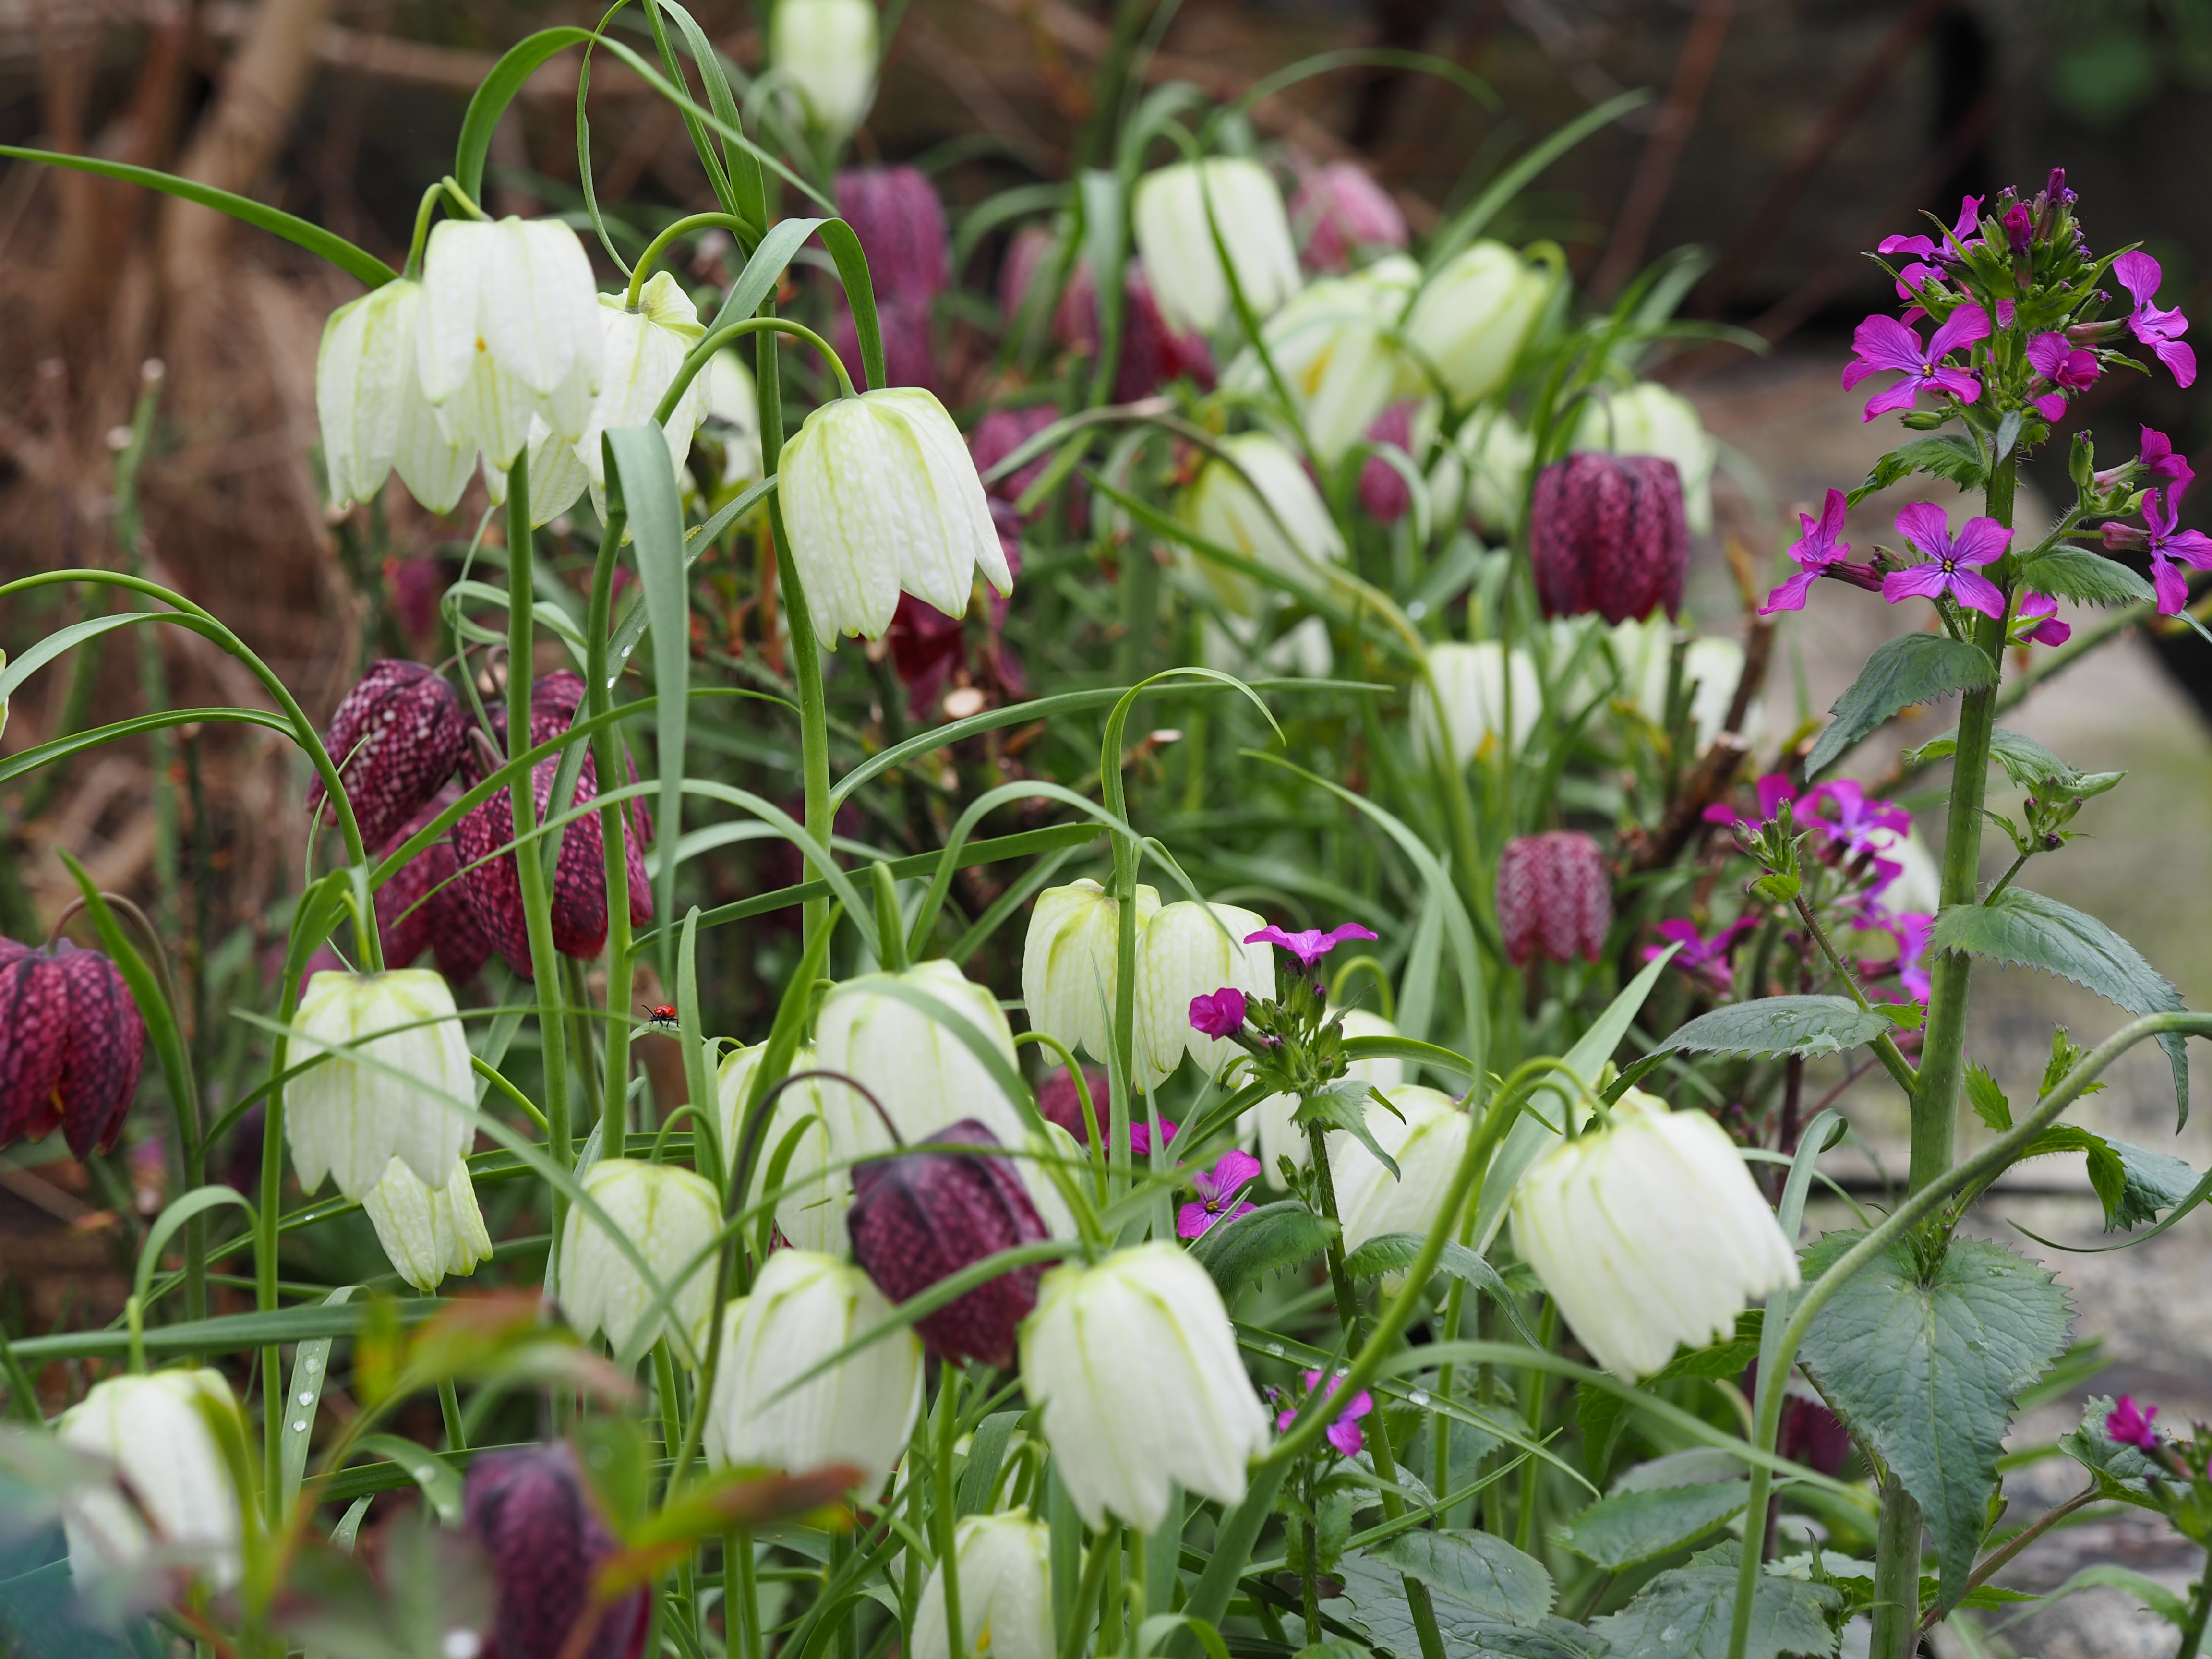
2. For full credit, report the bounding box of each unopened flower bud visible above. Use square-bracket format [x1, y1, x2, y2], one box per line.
[0, 937, 145, 1156]
[361, 1154, 493, 1292]
[1411, 640, 1540, 770]
[1022, 879, 1160, 1066]
[1132, 158, 1302, 336]
[1251, 1007, 1404, 1175]
[1021, 1243, 1272, 1529]
[836, 167, 949, 300]
[1188, 987, 1248, 1040]
[60, 1370, 245, 1596]
[1529, 453, 1689, 624]
[1402, 240, 1550, 408]
[1291, 163, 1409, 274]
[1512, 1090, 1798, 1380]
[463, 1442, 650, 1659]
[704, 1250, 924, 1489]
[1496, 832, 1612, 967]
[1327, 1084, 1474, 1252]
[559, 1158, 721, 1363]
[1134, 902, 1275, 1083]
[309, 660, 470, 852]
[287, 969, 473, 1200]
[846, 1118, 1049, 1368]
[770, 0, 879, 139]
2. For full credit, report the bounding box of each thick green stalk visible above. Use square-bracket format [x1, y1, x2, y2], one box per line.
[505, 456, 571, 1211]
[936, 1367, 968, 1659]
[2176, 1555, 2212, 1659]
[1868, 1475, 1923, 1656]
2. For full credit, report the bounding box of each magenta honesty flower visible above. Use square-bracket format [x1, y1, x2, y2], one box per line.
[1644, 917, 1754, 991]
[2114, 251, 2197, 388]
[2108, 1395, 2162, 1451]
[1762, 488, 1851, 614]
[1274, 1370, 1374, 1459]
[2016, 592, 2071, 648]
[1878, 195, 1982, 266]
[2142, 489, 2212, 615]
[1188, 987, 1249, 1040]
[1702, 772, 1803, 831]
[2027, 331, 2101, 420]
[1128, 1117, 1178, 1157]
[1177, 1149, 1262, 1240]
[1882, 502, 2011, 617]
[1808, 779, 1911, 859]
[2139, 426, 2194, 492]
[1244, 922, 1379, 968]
[1842, 305, 1988, 421]
[1857, 909, 1935, 1003]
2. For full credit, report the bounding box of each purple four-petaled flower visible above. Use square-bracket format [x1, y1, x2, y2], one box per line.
[1762, 488, 1852, 615]
[2114, 252, 2197, 389]
[1189, 986, 1249, 1040]
[1843, 305, 1989, 422]
[1128, 1117, 1178, 1158]
[1856, 908, 1935, 1004]
[1643, 917, 1755, 992]
[1883, 502, 2011, 618]
[1701, 773, 1804, 832]
[2026, 331, 2101, 421]
[1176, 1149, 1262, 1240]
[2015, 592, 2071, 648]
[1244, 921, 1379, 968]
[1274, 1369, 1374, 1459]
[2140, 489, 2212, 616]
[1809, 779, 1911, 860]
[2108, 1394, 2162, 1452]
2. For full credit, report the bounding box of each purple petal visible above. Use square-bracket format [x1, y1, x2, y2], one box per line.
[1176, 1202, 1215, 1240]
[1950, 517, 2014, 567]
[1927, 303, 1992, 360]
[2165, 528, 2212, 571]
[1893, 501, 1955, 560]
[1878, 233, 1937, 258]
[1325, 922, 1381, 949]
[1948, 568, 2008, 618]
[2026, 332, 2070, 378]
[2114, 250, 2162, 309]
[1755, 774, 1799, 821]
[1817, 487, 1849, 539]
[1882, 565, 1952, 604]
[1861, 381, 1925, 421]
[1759, 569, 1821, 615]
[1326, 1417, 1365, 1458]
[2155, 337, 2198, 389]
[1929, 367, 1982, 403]
[1848, 314, 1929, 373]
[2032, 391, 2069, 421]
[2153, 554, 2191, 616]
[1947, 195, 1984, 241]
[1208, 1148, 1263, 1202]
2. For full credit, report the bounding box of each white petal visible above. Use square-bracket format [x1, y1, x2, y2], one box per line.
[417, 220, 499, 403]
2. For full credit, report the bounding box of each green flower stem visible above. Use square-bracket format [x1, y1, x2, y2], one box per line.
[625, 212, 760, 309]
[401, 181, 445, 280]
[1304, 1120, 1363, 1340]
[936, 1366, 967, 1659]
[1514, 1299, 1559, 1553]
[1790, 896, 1919, 1096]
[1362, 1401, 1450, 1659]
[585, 505, 636, 1146]
[1061, 1531, 1117, 1659]
[1721, 1008, 2212, 1659]
[2176, 1552, 2212, 1659]
[655, 314, 856, 427]
[504, 455, 571, 1228]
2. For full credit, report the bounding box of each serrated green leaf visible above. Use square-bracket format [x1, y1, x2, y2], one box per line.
[1931, 888, 2190, 1124]
[2056, 1395, 2167, 1513]
[2018, 1125, 2128, 1224]
[1807, 634, 1996, 778]
[1965, 1062, 2013, 1130]
[1331, 1553, 1597, 1659]
[1847, 434, 1987, 505]
[1187, 1200, 1335, 1301]
[2017, 546, 2157, 606]
[1591, 1541, 1839, 1659]
[1556, 1482, 1749, 1570]
[1797, 1233, 2072, 1611]
[1651, 996, 1890, 1060]
[1905, 726, 2084, 791]
[1576, 1316, 1762, 1485]
[1364, 1529, 1554, 1623]
[2107, 1140, 2198, 1232]
[1297, 1077, 1400, 1179]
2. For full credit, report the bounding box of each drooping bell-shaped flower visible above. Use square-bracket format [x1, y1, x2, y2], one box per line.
[1010, 240, 1216, 402]
[1511, 1089, 1799, 1380]
[0, 936, 145, 1156]
[1251, 1007, 1404, 1177]
[912, 1512, 1055, 1659]
[1496, 831, 1612, 967]
[717, 1042, 850, 1254]
[1411, 640, 1540, 771]
[464, 1442, 651, 1659]
[360, 1153, 494, 1292]
[703, 1250, 924, 1490]
[1176, 431, 1346, 615]
[778, 387, 1012, 643]
[315, 277, 477, 512]
[1573, 382, 1720, 535]
[558, 1158, 721, 1363]
[1403, 240, 1551, 409]
[286, 968, 474, 1200]
[770, 0, 879, 139]
[1224, 255, 1420, 463]
[1022, 879, 1161, 1067]
[1133, 901, 1275, 1084]
[845, 1118, 1049, 1369]
[813, 959, 1031, 1153]
[58, 1369, 244, 1595]
[1035, 1063, 1111, 1145]
[1020, 1242, 1271, 1529]
[1595, 617, 1748, 753]
[1429, 405, 1534, 538]
[577, 271, 710, 522]
[1132, 158, 1302, 336]
[1357, 400, 1430, 526]
[1291, 162, 1410, 274]
[705, 348, 765, 490]
[416, 216, 605, 473]
[1326, 1083, 1473, 1253]
[1529, 453, 1689, 625]
[376, 788, 493, 984]
[836, 167, 950, 300]
[308, 659, 470, 853]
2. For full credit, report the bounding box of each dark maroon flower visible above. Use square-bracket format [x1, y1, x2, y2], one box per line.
[1529, 453, 1688, 625]
[1358, 401, 1419, 525]
[308, 660, 471, 852]
[835, 167, 950, 301]
[384, 555, 448, 642]
[1004, 238, 1214, 404]
[0, 937, 145, 1157]
[1188, 987, 1248, 1040]
[1290, 163, 1408, 275]
[464, 1442, 649, 1659]
[377, 788, 491, 983]
[972, 406, 1086, 530]
[1036, 1065, 1110, 1145]
[1495, 832, 1612, 967]
[845, 1119, 1048, 1368]
[832, 290, 938, 393]
[1744, 1362, 1854, 1477]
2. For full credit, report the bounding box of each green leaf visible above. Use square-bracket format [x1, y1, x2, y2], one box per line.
[1931, 888, 2190, 1124]
[2057, 1396, 2168, 1513]
[1332, 1552, 1596, 1659]
[1296, 1078, 1400, 1179]
[2106, 1139, 2197, 1232]
[2016, 546, 2157, 607]
[1651, 996, 1891, 1060]
[1806, 634, 1997, 778]
[348, 1434, 463, 1524]
[1556, 1482, 1750, 1571]
[1363, 1528, 1554, 1623]
[1797, 1232, 2072, 1610]
[1590, 1541, 1840, 1659]
[1575, 1317, 1762, 1485]
[281, 1287, 358, 1514]
[1337, 1234, 1543, 1347]
[453, 28, 597, 202]
[1847, 434, 1986, 505]
[2017, 1125, 2128, 1225]
[1965, 1062, 2013, 1130]
[1187, 1201, 1335, 1302]
[1904, 726, 2083, 790]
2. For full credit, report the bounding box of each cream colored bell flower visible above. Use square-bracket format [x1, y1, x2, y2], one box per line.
[1132, 158, 1302, 336]
[315, 278, 477, 512]
[1176, 432, 1346, 616]
[912, 1511, 1055, 1659]
[1404, 240, 1551, 409]
[360, 1153, 493, 1292]
[58, 1369, 245, 1594]
[558, 1157, 721, 1363]
[1326, 1083, 1472, 1253]
[717, 1041, 851, 1254]
[1429, 405, 1533, 538]
[770, 0, 879, 139]
[1132, 901, 1275, 1085]
[1021, 879, 1161, 1067]
[1224, 256, 1422, 462]
[814, 959, 1031, 1154]
[1411, 640, 1541, 770]
[286, 969, 473, 1200]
